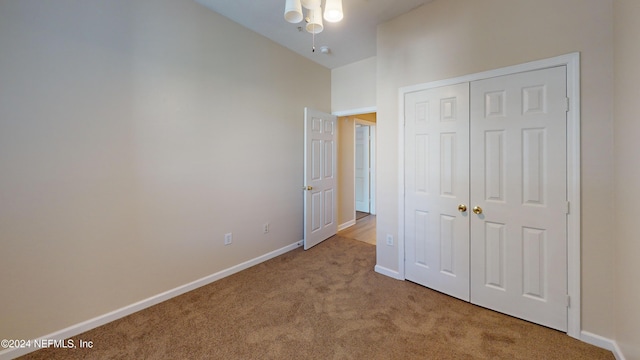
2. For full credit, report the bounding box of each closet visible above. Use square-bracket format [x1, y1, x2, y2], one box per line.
[404, 66, 569, 331]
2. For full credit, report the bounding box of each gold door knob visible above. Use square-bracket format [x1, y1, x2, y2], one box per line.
[457, 204, 467, 212]
[306, 186, 313, 190]
[472, 206, 483, 215]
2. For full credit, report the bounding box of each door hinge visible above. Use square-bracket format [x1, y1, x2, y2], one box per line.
[566, 201, 570, 214]
[565, 97, 570, 112]
[566, 295, 571, 308]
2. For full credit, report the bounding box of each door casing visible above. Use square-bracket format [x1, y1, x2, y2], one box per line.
[354, 118, 377, 215]
[396, 53, 581, 338]
[355, 125, 370, 213]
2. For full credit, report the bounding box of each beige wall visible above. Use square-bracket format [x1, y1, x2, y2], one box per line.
[613, 0, 640, 358]
[0, 0, 330, 340]
[332, 56, 376, 113]
[376, 0, 615, 339]
[337, 117, 356, 227]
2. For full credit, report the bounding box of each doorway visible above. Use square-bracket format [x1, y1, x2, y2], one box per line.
[337, 113, 376, 232]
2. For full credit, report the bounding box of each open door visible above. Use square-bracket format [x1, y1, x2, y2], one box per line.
[355, 125, 370, 213]
[303, 108, 337, 250]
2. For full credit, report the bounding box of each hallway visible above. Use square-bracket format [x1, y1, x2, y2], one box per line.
[338, 214, 376, 245]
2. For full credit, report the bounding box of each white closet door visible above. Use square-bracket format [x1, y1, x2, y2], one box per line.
[469, 66, 568, 331]
[404, 83, 470, 301]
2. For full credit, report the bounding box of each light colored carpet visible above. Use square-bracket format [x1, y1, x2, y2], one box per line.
[20, 236, 613, 359]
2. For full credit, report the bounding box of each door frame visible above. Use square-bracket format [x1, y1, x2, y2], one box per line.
[334, 107, 377, 230]
[354, 118, 377, 215]
[397, 53, 581, 338]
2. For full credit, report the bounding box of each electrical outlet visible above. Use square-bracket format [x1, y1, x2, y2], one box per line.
[386, 234, 394, 246]
[263, 222, 270, 234]
[224, 232, 233, 245]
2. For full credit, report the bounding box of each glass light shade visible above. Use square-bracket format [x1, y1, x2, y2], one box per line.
[284, 0, 303, 23]
[305, 7, 324, 34]
[323, 0, 343, 22]
[301, 0, 321, 9]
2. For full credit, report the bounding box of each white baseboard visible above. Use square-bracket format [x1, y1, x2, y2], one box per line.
[338, 219, 356, 231]
[580, 331, 626, 360]
[0, 240, 303, 360]
[374, 265, 403, 280]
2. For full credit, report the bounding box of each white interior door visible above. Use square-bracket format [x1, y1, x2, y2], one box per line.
[355, 125, 370, 213]
[304, 108, 337, 250]
[404, 83, 470, 301]
[403, 66, 569, 331]
[469, 66, 568, 331]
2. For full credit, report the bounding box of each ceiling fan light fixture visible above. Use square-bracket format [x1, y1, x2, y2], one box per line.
[323, 0, 343, 22]
[305, 7, 324, 34]
[284, 0, 342, 52]
[284, 0, 303, 23]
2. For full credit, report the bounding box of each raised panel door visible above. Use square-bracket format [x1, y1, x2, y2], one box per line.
[469, 66, 568, 331]
[404, 83, 470, 301]
[304, 108, 337, 250]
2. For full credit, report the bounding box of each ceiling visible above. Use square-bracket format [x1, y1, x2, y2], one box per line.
[194, 0, 431, 69]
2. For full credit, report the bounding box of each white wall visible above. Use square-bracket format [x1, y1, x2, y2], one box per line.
[613, 1, 640, 358]
[331, 56, 376, 113]
[0, 0, 330, 341]
[376, 0, 615, 340]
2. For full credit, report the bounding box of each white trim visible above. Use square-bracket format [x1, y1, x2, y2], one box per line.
[396, 53, 581, 337]
[565, 53, 582, 339]
[353, 119, 376, 126]
[338, 219, 357, 231]
[397, 87, 406, 280]
[374, 265, 403, 280]
[399, 53, 580, 93]
[580, 331, 626, 360]
[0, 240, 303, 360]
[369, 126, 377, 215]
[332, 106, 376, 117]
